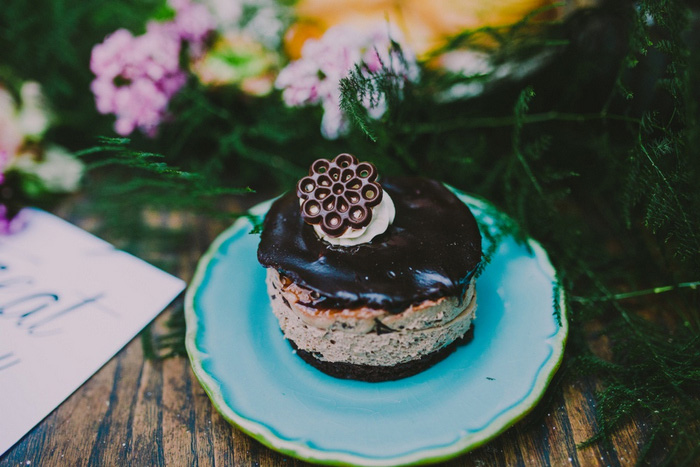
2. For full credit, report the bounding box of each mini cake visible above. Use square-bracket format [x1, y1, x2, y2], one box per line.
[257, 153, 482, 381]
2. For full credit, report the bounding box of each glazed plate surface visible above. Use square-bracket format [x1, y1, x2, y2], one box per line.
[185, 190, 567, 466]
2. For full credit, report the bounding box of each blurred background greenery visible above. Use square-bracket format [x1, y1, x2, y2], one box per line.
[1, 0, 698, 463]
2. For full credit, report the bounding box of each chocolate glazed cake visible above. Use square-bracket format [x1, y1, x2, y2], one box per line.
[257, 154, 482, 381]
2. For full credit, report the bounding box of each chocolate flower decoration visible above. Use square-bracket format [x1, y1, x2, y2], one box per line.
[297, 153, 384, 237]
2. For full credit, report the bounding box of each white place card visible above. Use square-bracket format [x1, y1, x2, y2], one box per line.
[0, 208, 185, 455]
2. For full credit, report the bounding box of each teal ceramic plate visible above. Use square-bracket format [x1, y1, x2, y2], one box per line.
[185, 190, 567, 466]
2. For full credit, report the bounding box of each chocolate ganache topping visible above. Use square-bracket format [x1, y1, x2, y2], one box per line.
[258, 176, 482, 312]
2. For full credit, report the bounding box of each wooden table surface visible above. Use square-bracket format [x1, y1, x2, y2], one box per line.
[0, 203, 653, 467]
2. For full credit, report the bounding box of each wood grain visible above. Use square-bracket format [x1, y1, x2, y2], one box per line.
[0, 207, 654, 467]
[0, 332, 649, 467]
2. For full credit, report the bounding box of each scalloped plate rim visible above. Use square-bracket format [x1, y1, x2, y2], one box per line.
[185, 190, 568, 466]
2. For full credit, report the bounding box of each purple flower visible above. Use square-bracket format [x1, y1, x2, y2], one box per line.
[275, 24, 418, 139]
[0, 205, 26, 235]
[0, 154, 25, 235]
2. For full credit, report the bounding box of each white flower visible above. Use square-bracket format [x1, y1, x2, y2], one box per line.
[243, 5, 286, 49]
[201, 0, 243, 30]
[0, 87, 25, 158]
[11, 146, 84, 193]
[0, 81, 52, 161]
[438, 50, 493, 77]
[17, 82, 51, 138]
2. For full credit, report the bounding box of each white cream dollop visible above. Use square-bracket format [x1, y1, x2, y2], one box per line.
[314, 192, 395, 246]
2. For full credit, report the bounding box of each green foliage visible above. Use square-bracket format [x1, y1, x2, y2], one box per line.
[336, 2, 700, 463]
[339, 39, 417, 146]
[73, 137, 253, 259]
[0, 0, 166, 142]
[77, 137, 253, 204]
[574, 305, 700, 465]
[2, 0, 699, 463]
[142, 300, 188, 360]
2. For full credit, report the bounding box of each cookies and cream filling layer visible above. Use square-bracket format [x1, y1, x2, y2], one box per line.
[266, 269, 476, 367]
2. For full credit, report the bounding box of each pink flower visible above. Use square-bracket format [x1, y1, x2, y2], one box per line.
[0, 150, 9, 184]
[275, 24, 418, 139]
[112, 77, 179, 137]
[89, 1, 215, 136]
[169, 0, 215, 46]
[90, 27, 186, 136]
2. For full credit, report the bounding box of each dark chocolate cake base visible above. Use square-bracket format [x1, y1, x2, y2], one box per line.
[287, 327, 474, 382]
